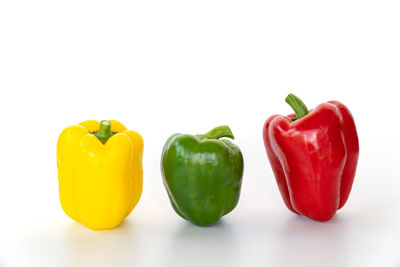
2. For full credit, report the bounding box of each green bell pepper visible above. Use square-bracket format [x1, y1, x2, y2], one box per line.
[161, 125, 244, 226]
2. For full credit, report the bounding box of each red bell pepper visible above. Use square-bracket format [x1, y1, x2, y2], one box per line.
[263, 94, 359, 221]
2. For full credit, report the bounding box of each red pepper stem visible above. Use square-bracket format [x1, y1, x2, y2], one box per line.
[94, 120, 113, 144]
[199, 125, 235, 140]
[285, 94, 309, 121]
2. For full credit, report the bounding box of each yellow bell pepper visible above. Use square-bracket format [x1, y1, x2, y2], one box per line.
[57, 120, 143, 230]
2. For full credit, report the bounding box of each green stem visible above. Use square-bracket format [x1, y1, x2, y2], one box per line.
[285, 93, 309, 121]
[92, 120, 115, 144]
[197, 125, 235, 140]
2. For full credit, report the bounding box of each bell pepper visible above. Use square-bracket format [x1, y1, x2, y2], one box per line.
[57, 120, 143, 230]
[161, 126, 244, 226]
[263, 94, 359, 221]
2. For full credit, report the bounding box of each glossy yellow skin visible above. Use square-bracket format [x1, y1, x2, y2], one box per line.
[57, 120, 143, 230]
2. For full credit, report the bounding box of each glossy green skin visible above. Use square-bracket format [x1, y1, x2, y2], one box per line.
[161, 133, 244, 226]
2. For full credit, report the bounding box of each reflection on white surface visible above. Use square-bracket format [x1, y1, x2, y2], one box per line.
[7, 204, 400, 267]
[162, 221, 240, 267]
[62, 220, 144, 267]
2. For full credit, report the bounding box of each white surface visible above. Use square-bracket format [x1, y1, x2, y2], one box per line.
[1, 0, 400, 266]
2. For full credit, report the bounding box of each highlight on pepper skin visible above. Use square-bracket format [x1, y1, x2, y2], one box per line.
[57, 120, 143, 230]
[263, 94, 359, 222]
[161, 125, 244, 226]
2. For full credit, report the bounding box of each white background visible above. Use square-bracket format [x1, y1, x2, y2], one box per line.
[1, 0, 400, 266]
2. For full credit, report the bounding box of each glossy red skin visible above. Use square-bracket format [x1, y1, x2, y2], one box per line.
[263, 101, 359, 221]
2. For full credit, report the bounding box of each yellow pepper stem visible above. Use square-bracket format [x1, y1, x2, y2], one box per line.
[92, 120, 115, 144]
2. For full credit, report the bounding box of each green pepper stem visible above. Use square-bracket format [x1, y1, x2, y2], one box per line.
[202, 125, 235, 140]
[94, 120, 113, 144]
[285, 93, 309, 121]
